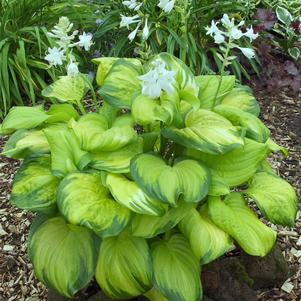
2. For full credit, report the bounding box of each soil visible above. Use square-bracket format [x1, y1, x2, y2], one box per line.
[0, 82, 300, 301]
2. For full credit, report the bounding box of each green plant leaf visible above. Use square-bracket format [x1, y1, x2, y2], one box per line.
[246, 172, 298, 227]
[10, 156, 59, 215]
[208, 193, 277, 257]
[179, 207, 233, 264]
[1, 106, 49, 134]
[162, 109, 244, 155]
[95, 232, 152, 299]
[58, 172, 131, 237]
[46, 104, 79, 124]
[276, 6, 293, 25]
[144, 288, 169, 301]
[151, 234, 202, 301]
[288, 47, 300, 60]
[131, 153, 210, 206]
[105, 173, 168, 216]
[29, 216, 98, 298]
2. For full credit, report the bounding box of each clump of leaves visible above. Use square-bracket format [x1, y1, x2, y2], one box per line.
[0, 53, 298, 301]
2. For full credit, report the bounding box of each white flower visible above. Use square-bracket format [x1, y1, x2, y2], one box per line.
[67, 61, 79, 76]
[138, 59, 176, 99]
[142, 18, 150, 40]
[238, 47, 256, 59]
[122, 0, 142, 11]
[244, 26, 258, 42]
[214, 32, 225, 44]
[229, 27, 243, 40]
[45, 47, 65, 66]
[128, 23, 141, 42]
[120, 15, 141, 29]
[158, 0, 175, 14]
[205, 20, 221, 37]
[221, 14, 235, 28]
[77, 32, 93, 51]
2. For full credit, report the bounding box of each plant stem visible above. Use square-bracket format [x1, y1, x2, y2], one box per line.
[77, 101, 86, 115]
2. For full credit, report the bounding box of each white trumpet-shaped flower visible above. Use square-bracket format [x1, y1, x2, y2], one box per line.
[45, 47, 65, 66]
[205, 20, 221, 37]
[244, 26, 258, 42]
[138, 59, 176, 99]
[237, 47, 256, 59]
[120, 15, 141, 29]
[158, 0, 175, 14]
[67, 61, 79, 76]
[122, 0, 142, 11]
[142, 18, 150, 40]
[77, 32, 93, 51]
[128, 23, 141, 42]
[214, 32, 225, 44]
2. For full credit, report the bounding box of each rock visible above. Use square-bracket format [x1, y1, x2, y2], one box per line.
[201, 257, 257, 301]
[241, 244, 289, 289]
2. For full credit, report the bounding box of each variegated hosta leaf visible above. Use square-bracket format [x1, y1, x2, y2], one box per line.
[246, 172, 298, 227]
[144, 288, 169, 301]
[46, 104, 79, 124]
[131, 153, 210, 206]
[44, 126, 91, 177]
[29, 217, 98, 298]
[208, 193, 277, 257]
[131, 201, 192, 238]
[266, 138, 288, 156]
[214, 105, 270, 143]
[162, 109, 244, 155]
[179, 207, 233, 264]
[188, 138, 268, 187]
[105, 173, 168, 216]
[91, 138, 143, 173]
[221, 85, 260, 116]
[208, 173, 230, 196]
[57, 173, 131, 237]
[99, 59, 142, 108]
[151, 234, 202, 301]
[1, 106, 49, 134]
[10, 156, 59, 214]
[95, 232, 152, 299]
[196, 75, 235, 109]
[2, 129, 49, 159]
[42, 74, 88, 104]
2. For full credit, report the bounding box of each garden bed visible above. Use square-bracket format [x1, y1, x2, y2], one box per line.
[0, 85, 300, 301]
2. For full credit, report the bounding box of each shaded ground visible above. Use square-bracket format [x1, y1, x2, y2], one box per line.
[0, 86, 300, 301]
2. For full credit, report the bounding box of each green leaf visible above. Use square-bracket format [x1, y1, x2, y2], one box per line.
[276, 6, 293, 25]
[131, 153, 210, 206]
[188, 138, 268, 187]
[42, 75, 88, 104]
[179, 207, 233, 264]
[1, 106, 49, 134]
[10, 156, 59, 215]
[288, 47, 300, 60]
[29, 217, 98, 298]
[46, 104, 79, 124]
[99, 59, 142, 108]
[266, 138, 288, 156]
[162, 109, 244, 155]
[151, 234, 202, 301]
[246, 172, 298, 227]
[196, 75, 235, 109]
[58, 172, 131, 237]
[95, 232, 152, 299]
[208, 173, 230, 196]
[131, 201, 192, 238]
[44, 126, 91, 177]
[105, 173, 168, 216]
[221, 85, 260, 116]
[144, 288, 169, 301]
[214, 105, 270, 143]
[2, 129, 49, 159]
[208, 194, 277, 257]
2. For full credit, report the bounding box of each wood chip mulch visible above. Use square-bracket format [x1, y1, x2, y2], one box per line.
[0, 87, 300, 301]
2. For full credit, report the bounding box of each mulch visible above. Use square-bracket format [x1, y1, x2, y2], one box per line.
[0, 84, 300, 301]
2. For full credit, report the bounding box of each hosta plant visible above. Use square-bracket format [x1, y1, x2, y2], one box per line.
[0, 53, 298, 301]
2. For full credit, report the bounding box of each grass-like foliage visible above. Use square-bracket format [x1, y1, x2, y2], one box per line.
[0, 53, 298, 301]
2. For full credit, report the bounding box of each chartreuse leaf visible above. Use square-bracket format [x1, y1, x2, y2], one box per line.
[214, 105, 270, 143]
[46, 104, 79, 124]
[220, 85, 260, 116]
[131, 201, 192, 238]
[266, 138, 288, 156]
[2, 129, 49, 159]
[144, 288, 169, 301]
[163, 109, 244, 155]
[188, 138, 268, 187]
[1, 106, 49, 134]
[131, 153, 209, 206]
[29, 217, 98, 298]
[208, 193, 277, 256]
[95, 232, 152, 299]
[151, 234, 202, 301]
[10, 156, 59, 215]
[208, 173, 230, 196]
[99, 59, 142, 108]
[58, 173, 131, 237]
[105, 173, 168, 216]
[44, 126, 91, 177]
[196, 75, 235, 109]
[70, 113, 137, 152]
[246, 172, 298, 227]
[91, 138, 143, 173]
[179, 207, 233, 264]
